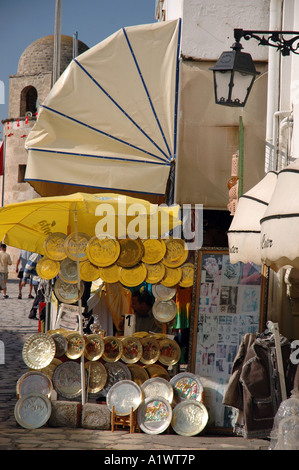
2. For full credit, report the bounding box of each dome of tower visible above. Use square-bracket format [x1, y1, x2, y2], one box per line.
[17, 35, 89, 75]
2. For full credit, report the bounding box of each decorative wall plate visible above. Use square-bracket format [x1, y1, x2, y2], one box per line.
[137, 396, 172, 434]
[171, 400, 208, 436]
[14, 393, 51, 429]
[152, 284, 176, 301]
[141, 377, 173, 404]
[64, 232, 90, 261]
[54, 278, 84, 304]
[36, 257, 60, 280]
[22, 333, 56, 370]
[43, 232, 67, 261]
[66, 332, 85, 359]
[144, 364, 170, 381]
[140, 336, 160, 365]
[106, 380, 143, 415]
[38, 358, 62, 380]
[51, 333, 67, 358]
[179, 263, 195, 288]
[119, 263, 147, 287]
[144, 262, 165, 284]
[121, 336, 143, 364]
[16, 371, 53, 398]
[158, 339, 181, 366]
[86, 236, 120, 267]
[162, 238, 188, 268]
[59, 258, 78, 284]
[85, 361, 107, 393]
[102, 336, 123, 362]
[79, 260, 101, 282]
[170, 372, 204, 404]
[52, 361, 85, 399]
[98, 264, 121, 283]
[152, 299, 177, 324]
[116, 238, 144, 267]
[161, 266, 182, 287]
[141, 239, 166, 264]
[127, 364, 149, 386]
[102, 362, 132, 396]
[84, 334, 104, 361]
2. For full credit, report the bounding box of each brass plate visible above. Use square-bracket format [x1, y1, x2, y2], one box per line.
[137, 396, 172, 435]
[38, 358, 62, 380]
[59, 258, 78, 284]
[98, 264, 121, 283]
[16, 371, 53, 398]
[179, 263, 195, 288]
[84, 334, 104, 361]
[161, 266, 182, 287]
[116, 238, 144, 267]
[162, 238, 188, 268]
[52, 361, 86, 399]
[152, 299, 177, 324]
[43, 232, 67, 261]
[144, 364, 170, 381]
[54, 278, 84, 304]
[127, 364, 149, 386]
[66, 332, 85, 359]
[152, 284, 177, 301]
[106, 380, 143, 415]
[64, 232, 90, 261]
[79, 260, 101, 282]
[36, 257, 60, 280]
[142, 239, 166, 264]
[22, 333, 56, 370]
[103, 362, 132, 396]
[51, 333, 67, 358]
[141, 377, 173, 404]
[86, 236, 120, 267]
[140, 336, 160, 365]
[14, 393, 52, 429]
[170, 372, 204, 404]
[85, 361, 107, 393]
[102, 336, 123, 363]
[144, 262, 165, 285]
[119, 263, 147, 287]
[121, 336, 143, 364]
[158, 339, 181, 366]
[171, 401, 208, 436]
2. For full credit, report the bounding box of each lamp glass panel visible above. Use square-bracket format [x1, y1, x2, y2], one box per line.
[230, 71, 254, 105]
[214, 70, 232, 104]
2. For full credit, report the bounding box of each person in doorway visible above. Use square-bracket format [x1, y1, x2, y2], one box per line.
[16, 250, 34, 299]
[0, 243, 12, 299]
[131, 290, 161, 333]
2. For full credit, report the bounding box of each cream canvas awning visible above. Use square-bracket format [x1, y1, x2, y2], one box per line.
[25, 20, 181, 198]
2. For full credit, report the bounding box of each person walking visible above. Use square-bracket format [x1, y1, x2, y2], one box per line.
[16, 249, 34, 299]
[21, 253, 42, 319]
[0, 243, 12, 299]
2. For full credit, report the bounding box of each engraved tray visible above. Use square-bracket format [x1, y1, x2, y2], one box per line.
[54, 278, 84, 304]
[14, 393, 52, 429]
[170, 372, 204, 404]
[66, 332, 85, 359]
[171, 400, 208, 436]
[51, 333, 67, 358]
[59, 258, 79, 284]
[85, 361, 108, 394]
[127, 364, 149, 387]
[137, 396, 172, 434]
[106, 380, 143, 415]
[43, 232, 67, 261]
[52, 361, 86, 399]
[22, 333, 56, 370]
[144, 364, 170, 381]
[16, 371, 53, 398]
[64, 232, 90, 261]
[102, 362, 132, 396]
[141, 377, 173, 404]
[36, 257, 60, 280]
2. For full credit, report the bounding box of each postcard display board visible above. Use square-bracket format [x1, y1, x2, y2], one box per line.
[189, 249, 266, 430]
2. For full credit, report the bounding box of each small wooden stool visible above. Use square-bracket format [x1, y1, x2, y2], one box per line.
[111, 406, 138, 433]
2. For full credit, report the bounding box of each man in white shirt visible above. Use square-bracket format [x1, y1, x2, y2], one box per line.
[0, 244, 12, 299]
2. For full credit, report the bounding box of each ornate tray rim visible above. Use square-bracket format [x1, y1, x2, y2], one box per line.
[52, 361, 85, 399]
[141, 377, 174, 404]
[22, 333, 56, 370]
[152, 299, 177, 324]
[171, 400, 208, 436]
[16, 371, 53, 398]
[14, 393, 52, 429]
[106, 379, 143, 415]
[137, 395, 172, 435]
[85, 361, 108, 394]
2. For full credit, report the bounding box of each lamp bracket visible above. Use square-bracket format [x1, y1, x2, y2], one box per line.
[234, 28, 299, 56]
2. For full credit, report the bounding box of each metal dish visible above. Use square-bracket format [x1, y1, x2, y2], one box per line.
[106, 380, 143, 415]
[84, 334, 104, 361]
[119, 263, 147, 287]
[102, 336, 123, 362]
[127, 364, 149, 387]
[179, 263, 195, 288]
[14, 393, 52, 429]
[43, 232, 67, 261]
[59, 258, 79, 284]
[121, 336, 143, 364]
[144, 262, 165, 285]
[140, 336, 160, 365]
[66, 332, 85, 359]
[22, 333, 56, 370]
[141, 377, 173, 404]
[54, 278, 84, 304]
[162, 238, 188, 268]
[52, 361, 86, 399]
[161, 266, 182, 287]
[116, 238, 144, 267]
[79, 260, 101, 282]
[98, 264, 121, 283]
[85, 361, 108, 393]
[170, 372, 204, 404]
[86, 236, 120, 267]
[64, 232, 90, 261]
[102, 362, 132, 396]
[152, 299, 177, 324]
[158, 339, 181, 366]
[171, 400, 208, 436]
[137, 396, 172, 434]
[36, 257, 60, 280]
[152, 284, 177, 301]
[141, 239, 166, 264]
[51, 333, 67, 358]
[144, 364, 170, 381]
[16, 371, 53, 398]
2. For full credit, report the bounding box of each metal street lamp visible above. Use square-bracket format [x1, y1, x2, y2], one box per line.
[211, 28, 299, 107]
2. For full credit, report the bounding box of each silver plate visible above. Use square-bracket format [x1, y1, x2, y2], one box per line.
[59, 258, 79, 284]
[141, 377, 173, 404]
[14, 393, 52, 429]
[102, 362, 132, 396]
[152, 284, 177, 300]
[170, 372, 204, 404]
[16, 371, 53, 398]
[137, 396, 172, 434]
[152, 299, 177, 323]
[51, 333, 68, 358]
[171, 400, 208, 436]
[52, 361, 86, 399]
[106, 380, 142, 415]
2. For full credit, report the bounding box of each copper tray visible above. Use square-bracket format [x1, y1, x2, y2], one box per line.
[121, 336, 143, 364]
[137, 396, 172, 434]
[171, 401, 208, 436]
[22, 333, 56, 370]
[84, 334, 104, 361]
[16, 371, 53, 398]
[14, 393, 51, 429]
[170, 372, 204, 404]
[106, 380, 143, 415]
[102, 336, 123, 362]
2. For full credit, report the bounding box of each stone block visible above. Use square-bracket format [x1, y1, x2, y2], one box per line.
[81, 403, 111, 430]
[48, 400, 81, 428]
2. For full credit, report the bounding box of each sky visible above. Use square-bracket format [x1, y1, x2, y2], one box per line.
[0, 0, 156, 138]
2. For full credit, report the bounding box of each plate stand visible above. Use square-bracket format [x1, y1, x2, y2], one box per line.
[111, 406, 138, 433]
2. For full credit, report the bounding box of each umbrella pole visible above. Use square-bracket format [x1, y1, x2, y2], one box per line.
[74, 210, 86, 406]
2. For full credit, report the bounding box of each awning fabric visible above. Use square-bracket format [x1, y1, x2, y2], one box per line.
[25, 20, 181, 197]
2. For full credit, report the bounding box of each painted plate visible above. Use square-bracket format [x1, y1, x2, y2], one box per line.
[159, 339, 181, 366]
[102, 362, 132, 396]
[43, 232, 67, 261]
[152, 299, 177, 324]
[141, 377, 173, 404]
[59, 258, 78, 284]
[116, 238, 144, 267]
[137, 396, 172, 434]
[36, 257, 60, 280]
[84, 334, 104, 361]
[102, 336, 123, 362]
[121, 336, 143, 364]
[152, 284, 177, 301]
[64, 232, 90, 261]
[86, 236, 120, 267]
[170, 372, 204, 404]
[22, 333, 56, 370]
[14, 393, 51, 429]
[171, 400, 208, 436]
[16, 371, 53, 398]
[65, 332, 85, 359]
[107, 380, 143, 415]
[141, 239, 166, 264]
[52, 361, 86, 399]
[140, 336, 160, 365]
[162, 238, 188, 268]
[85, 361, 108, 394]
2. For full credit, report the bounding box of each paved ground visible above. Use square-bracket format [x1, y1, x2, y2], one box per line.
[0, 278, 270, 453]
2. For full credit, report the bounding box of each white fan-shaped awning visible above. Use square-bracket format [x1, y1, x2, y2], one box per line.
[228, 171, 278, 265]
[261, 158, 299, 270]
[25, 20, 181, 197]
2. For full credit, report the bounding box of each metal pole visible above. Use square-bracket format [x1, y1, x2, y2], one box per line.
[53, 0, 62, 84]
[73, 31, 78, 59]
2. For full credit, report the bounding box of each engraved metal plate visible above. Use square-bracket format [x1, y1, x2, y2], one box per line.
[152, 284, 177, 301]
[54, 278, 84, 304]
[158, 339, 181, 366]
[127, 364, 149, 386]
[171, 400, 208, 436]
[152, 299, 177, 324]
[144, 364, 170, 381]
[144, 262, 165, 285]
[14, 393, 52, 429]
[102, 336, 123, 362]
[86, 236, 120, 267]
[98, 264, 121, 283]
[102, 362, 132, 396]
[119, 263, 147, 287]
[106, 380, 142, 415]
[121, 336, 143, 364]
[161, 266, 182, 287]
[22, 333, 56, 370]
[16, 371, 53, 398]
[36, 257, 60, 280]
[142, 239, 166, 264]
[162, 238, 188, 268]
[51, 333, 67, 358]
[64, 232, 90, 261]
[52, 361, 86, 399]
[79, 260, 101, 282]
[66, 332, 85, 359]
[137, 396, 172, 434]
[140, 336, 160, 365]
[170, 372, 204, 404]
[116, 238, 144, 267]
[59, 258, 79, 284]
[38, 358, 62, 380]
[85, 361, 107, 393]
[141, 377, 173, 404]
[43, 232, 67, 261]
[179, 263, 195, 288]
[84, 334, 104, 361]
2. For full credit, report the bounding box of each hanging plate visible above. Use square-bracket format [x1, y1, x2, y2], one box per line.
[102, 362, 132, 396]
[64, 232, 90, 261]
[51, 333, 68, 358]
[54, 278, 84, 304]
[116, 238, 144, 267]
[152, 284, 177, 301]
[84, 334, 104, 361]
[102, 336, 123, 362]
[144, 262, 165, 284]
[106, 380, 143, 415]
[121, 336, 143, 364]
[158, 339, 181, 366]
[119, 263, 147, 287]
[179, 263, 195, 288]
[144, 364, 170, 381]
[127, 364, 149, 386]
[141, 377, 173, 404]
[36, 257, 60, 280]
[43, 232, 67, 261]
[79, 260, 101, 282]
[141, 239, 166, 264]
[59, 258, 79, 284]
[162, 238, 188, 268]
[152, 299, 177, 324]
[140, 336, 160, 365]
[170, 372, 204, 404]
[98, 264, 121, 283]
[137, 396, 172, 434]
[22, 333, 56, 370]
[171, 400, 208, 436]
[86, 236, 120, 267]
[65, 332, 85, 359]
[37, 358, 62, 380]
[14, 393, 52, 430]
[52, 361, 86, 399]
[16, 371, 53, 399]
[85, 361, 108, 393]
[161, 266, 182, 287]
